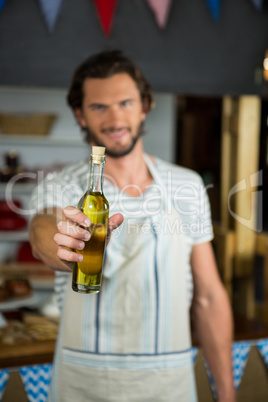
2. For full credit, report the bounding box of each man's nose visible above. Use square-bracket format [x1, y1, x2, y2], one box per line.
[106, 106, 122, 123]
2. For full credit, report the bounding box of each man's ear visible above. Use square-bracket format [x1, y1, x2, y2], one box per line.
[141, 98, 151, 122]
[74, 108, 86, 128]
[142, 97, 150, 115]
[142, 97, 154, 115]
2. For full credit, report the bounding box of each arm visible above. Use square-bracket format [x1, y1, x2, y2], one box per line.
[190, 241, 235, 402]
[29, 206, 124, 272]
[29, 206, 69, 271]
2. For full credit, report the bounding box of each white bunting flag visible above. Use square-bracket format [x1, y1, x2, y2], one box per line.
[251, 0, 263, 11]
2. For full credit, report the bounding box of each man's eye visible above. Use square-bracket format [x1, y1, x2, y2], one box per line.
[91, 105, 105, 111]
[121, 100, 132, 107]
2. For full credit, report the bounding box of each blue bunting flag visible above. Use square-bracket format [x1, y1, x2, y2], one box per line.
[206, 0, 221, 20]
[0, 369, 10, 400]
[232, 341, 251, 390]
[191, 346, 199, 364]
[37, 0, 63, 32]
[0, 0, 7, 14]
[19, 364, 53, 402]
[255, 338, 268, 367]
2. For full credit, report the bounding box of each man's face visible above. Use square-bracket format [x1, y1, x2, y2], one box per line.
[76, 73, 146, 158]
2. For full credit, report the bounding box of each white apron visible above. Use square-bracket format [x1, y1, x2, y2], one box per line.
[49, 156, 198, 402]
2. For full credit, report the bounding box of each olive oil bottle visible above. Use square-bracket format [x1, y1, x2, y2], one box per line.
[72, 146, 109, 294]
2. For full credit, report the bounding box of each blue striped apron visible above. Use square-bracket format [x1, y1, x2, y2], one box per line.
[49, 156, 198, 401]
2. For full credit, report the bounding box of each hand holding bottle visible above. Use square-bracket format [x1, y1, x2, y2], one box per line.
[55, 146, 124, 293]
[54, 206, 123, 267]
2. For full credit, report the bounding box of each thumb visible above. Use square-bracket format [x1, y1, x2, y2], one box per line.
[108, 213, 124, 231]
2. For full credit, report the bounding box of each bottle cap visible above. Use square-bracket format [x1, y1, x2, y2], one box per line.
[92, 146, 105, 156]
[91, 146, 106, 164]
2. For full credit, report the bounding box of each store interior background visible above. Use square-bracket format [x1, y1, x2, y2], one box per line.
[1, 0, 268, 332]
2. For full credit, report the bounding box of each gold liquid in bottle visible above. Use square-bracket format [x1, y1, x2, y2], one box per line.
[72, 146, 109, 294]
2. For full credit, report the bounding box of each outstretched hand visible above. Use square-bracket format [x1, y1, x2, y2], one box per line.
[53, 206, 124, 270]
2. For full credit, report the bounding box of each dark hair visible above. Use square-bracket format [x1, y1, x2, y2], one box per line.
[67, 50, 154, 113]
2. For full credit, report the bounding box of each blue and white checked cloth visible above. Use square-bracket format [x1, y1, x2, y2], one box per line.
[0, 369, 9, 400]
[19, 364, 53, 402]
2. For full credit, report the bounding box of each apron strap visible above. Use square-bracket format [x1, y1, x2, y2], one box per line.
[143, 153, 168, 211]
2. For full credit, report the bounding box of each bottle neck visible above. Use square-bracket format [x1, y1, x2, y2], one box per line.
[88, 158, 105, 193]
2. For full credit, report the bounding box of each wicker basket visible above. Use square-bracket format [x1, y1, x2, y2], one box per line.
[0, 112, 57, 136]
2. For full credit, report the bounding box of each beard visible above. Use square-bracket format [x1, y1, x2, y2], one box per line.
[83, 122, 145, 158]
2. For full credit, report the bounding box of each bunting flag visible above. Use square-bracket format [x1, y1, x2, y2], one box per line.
[19, 364, 53, 402]
[0, 369, 9, 400]
[37, 0, 63, 32]
[93, 0, 118, 37]
[251, 0, 263, 11]
[191, 346, 199, 364]
[146, 0, 172, 29]
[202, 358, 217, 398]
[0, 0, 7, 14]
[0, 339, 268, 399]
[206, 0, 221, 21]
[232, 341, 251, 390]
[203, 341, 251, 396]
[255, 338, 268, 367]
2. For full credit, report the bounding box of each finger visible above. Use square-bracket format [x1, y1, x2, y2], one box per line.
[57, 220, 91, 241]
[108, 213, 124, 231]
[57, 246, 83, 263]
[106, 213, 124, 247]
[54, 233, 86, 251]
[63, 206, 91, 227]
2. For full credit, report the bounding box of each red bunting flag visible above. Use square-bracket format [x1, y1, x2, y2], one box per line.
[93, 0, 118, 36]
[146, 0, 172, 29]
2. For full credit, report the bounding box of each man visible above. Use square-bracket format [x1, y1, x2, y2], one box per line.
[29, 50, 235, 401]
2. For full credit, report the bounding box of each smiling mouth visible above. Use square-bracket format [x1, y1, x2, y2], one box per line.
[101, 127, 130, 139]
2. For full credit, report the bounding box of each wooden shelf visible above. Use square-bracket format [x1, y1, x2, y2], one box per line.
[0, 134, 84, 147]
[0, 262, 54, 275]
[0, 231, 28, 242]
[0, 340, 55, 368]
[0, 263, 55, 289]
[0, 183, 36, 194]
